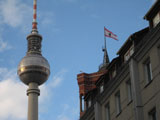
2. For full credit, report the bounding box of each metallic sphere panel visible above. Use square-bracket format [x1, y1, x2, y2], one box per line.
[18, 54, 50, 70]
[19, 71, 48, 85]
[18, 54, 50, 85]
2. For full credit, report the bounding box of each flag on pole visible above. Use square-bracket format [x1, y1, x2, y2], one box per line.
[104, 27, 118, 40]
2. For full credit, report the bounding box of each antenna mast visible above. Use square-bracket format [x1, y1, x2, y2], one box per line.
[32, 0, 38, 33]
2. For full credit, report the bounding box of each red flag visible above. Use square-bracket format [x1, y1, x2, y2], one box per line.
[104, 27, 118, 40]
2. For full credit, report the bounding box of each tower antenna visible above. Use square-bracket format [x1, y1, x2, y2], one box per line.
[32, 0, 38, 33]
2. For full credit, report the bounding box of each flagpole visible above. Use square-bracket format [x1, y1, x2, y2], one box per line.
[104, 26, 106, 50]
[103, 26, 110, 65]
[103, 26, 107, 64]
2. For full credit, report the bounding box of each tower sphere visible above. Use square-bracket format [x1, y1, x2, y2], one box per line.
[18, 54, 50, 85]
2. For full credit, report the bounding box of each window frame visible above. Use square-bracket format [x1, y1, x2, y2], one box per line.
[115, 90, 121, 115]
[153, 12, 160, 27]
[158, 45, 160, 63]
[126, 79, 132, 103]
[82, 96, 85, 111]
[124, 45, 134, 62]
[105, 102, 110, 120]
[100, 84, 104, 93]
[144, 58, 153, 84]
[88, 99, 92, 108]
[148, 107, 157, 120]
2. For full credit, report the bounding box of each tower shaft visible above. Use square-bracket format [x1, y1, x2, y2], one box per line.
[27, 82, 40, 120]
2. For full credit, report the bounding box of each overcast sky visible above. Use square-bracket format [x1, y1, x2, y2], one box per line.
[0, 0, 155, 120]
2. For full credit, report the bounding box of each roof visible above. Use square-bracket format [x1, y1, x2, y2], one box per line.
[117, 27, 149, 55]
[144, 0, 160, 20]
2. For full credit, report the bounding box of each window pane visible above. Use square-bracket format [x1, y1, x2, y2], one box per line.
[88, 100, 91, 107]
[100, 85, 104, 93]
[106, 103, 110, 120]
[149, 108, 157, 120]
[115, 91, 121, 114]
[149, 63, 153, 80]
[82, 97, 84, 111]
[153, 13, 160, 27]
[126, 80, 132, 102]
[145, 58, 153, 83]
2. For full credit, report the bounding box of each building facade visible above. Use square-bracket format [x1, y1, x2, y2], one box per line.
[77, 1, 160, 120]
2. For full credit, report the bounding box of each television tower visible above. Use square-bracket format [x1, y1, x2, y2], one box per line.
[17, 0, 50, 120]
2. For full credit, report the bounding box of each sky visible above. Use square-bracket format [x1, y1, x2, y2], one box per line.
[0, 0, 156, 120]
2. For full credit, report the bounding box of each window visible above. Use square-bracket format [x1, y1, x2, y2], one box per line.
[100, 84, 104, 93]
[158, 46, 160, 61]
[110, 66, 116, 79]
[115, 91, 121, 115]
[144, 58, 153, 83]
[112, 69, 116, 78]
[126, 80, 132, 102]
[88, 99, 91, 108]
[124, 45, 134, 61]
[105, 102, 110, 120]
[149, 107, 157, 120]
[82, 96, 85, 111]
[153, 13, 160, 27]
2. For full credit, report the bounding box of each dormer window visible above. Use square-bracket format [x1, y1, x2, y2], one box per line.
[109, 68, 116, 80]
[124, 45, 134, 61]
[144, 1, 160, 29]
[100, 84, 104, 93]
[153, 12, 160, 27]
[112, 69, 116, 78]
[87, 99, 92, 108]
